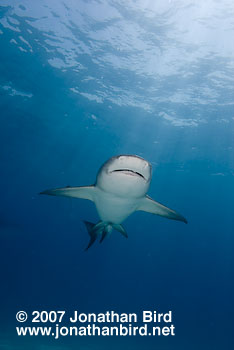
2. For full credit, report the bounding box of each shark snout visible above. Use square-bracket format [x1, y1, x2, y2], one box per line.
[106, 155, 152, 182]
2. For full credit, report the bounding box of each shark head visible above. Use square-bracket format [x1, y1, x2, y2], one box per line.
[96, 155, 152, 198]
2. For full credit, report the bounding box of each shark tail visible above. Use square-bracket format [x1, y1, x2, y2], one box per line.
[83, 221, 98, 251]
[83, 221, 111, 251]
[83, 221, 127, 250]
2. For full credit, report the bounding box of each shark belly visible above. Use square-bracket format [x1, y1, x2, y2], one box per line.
[94, 188, 138, 224]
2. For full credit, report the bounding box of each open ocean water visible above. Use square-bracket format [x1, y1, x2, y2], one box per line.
[0, 1, 234, 349]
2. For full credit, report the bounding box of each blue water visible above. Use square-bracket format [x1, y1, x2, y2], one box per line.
[0, 1, 234, 349]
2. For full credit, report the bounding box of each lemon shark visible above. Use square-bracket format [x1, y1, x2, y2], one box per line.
[40, 155, 187, 250]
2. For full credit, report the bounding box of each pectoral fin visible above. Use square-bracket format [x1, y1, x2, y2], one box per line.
[40, 185, 95, 202]
[138, 196, 187, 224]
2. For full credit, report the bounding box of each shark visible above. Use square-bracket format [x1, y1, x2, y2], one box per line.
[40, 155, 187, 250]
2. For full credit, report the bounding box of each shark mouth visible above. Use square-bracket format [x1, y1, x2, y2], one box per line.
[110, 169, 146, 180]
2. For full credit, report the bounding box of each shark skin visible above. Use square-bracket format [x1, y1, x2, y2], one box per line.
[40, 155, 187, 250]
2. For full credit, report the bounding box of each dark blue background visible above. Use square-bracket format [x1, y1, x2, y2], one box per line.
[0, 1, 234, 349]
